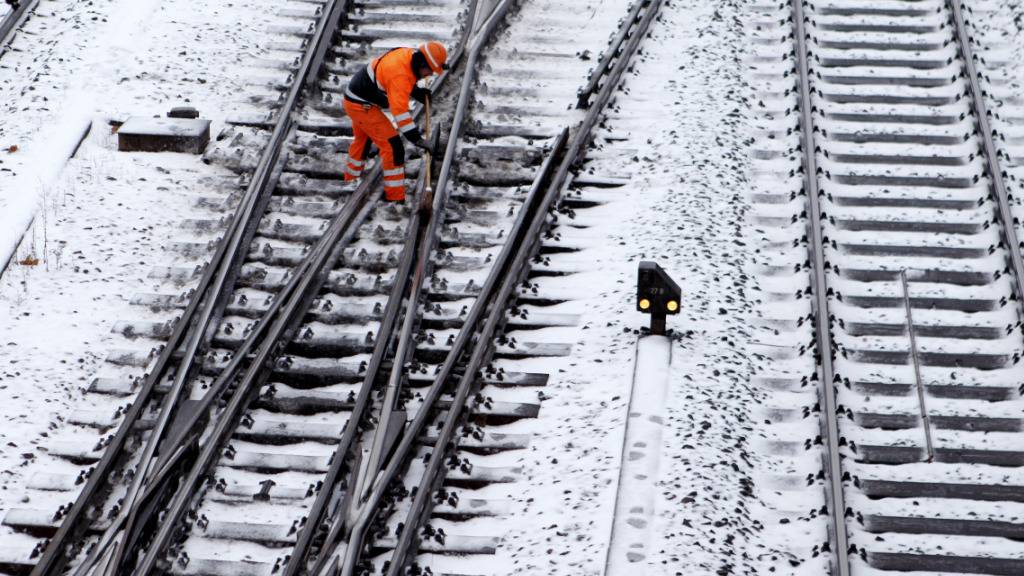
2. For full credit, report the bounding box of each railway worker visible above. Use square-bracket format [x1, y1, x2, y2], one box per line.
[342, 41, 448, 202]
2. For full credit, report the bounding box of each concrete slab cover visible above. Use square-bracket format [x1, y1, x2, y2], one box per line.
[604, 335, 672, 575]
[118, 116, 211, 154]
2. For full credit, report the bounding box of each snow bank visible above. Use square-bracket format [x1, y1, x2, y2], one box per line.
[0, 110, 91, 272]
[0, 0, 282, 541]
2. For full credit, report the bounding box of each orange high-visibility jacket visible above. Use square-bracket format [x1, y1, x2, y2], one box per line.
[345, 47, 422, 143]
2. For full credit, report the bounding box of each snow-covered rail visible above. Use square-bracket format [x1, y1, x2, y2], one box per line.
[784, 0, 1024, 573]
[0, 0, 38, 57]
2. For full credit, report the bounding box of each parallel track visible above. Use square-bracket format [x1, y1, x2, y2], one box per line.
[784, 0, 1024, 573]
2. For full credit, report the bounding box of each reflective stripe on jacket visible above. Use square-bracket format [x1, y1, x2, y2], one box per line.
[345, 47, 422, 142]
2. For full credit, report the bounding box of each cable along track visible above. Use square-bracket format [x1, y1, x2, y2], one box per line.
[784, 0, 1024, 573]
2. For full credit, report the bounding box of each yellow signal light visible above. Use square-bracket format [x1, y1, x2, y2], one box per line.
[639, 298, 651, 310]
[666, 300, 679, 312]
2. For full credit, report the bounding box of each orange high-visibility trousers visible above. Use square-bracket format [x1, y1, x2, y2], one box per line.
[343, 98, 407, 201]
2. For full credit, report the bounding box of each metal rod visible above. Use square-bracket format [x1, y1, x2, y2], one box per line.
[789, 0, 852, 573]
[899, 270, 934, 463]
[425, 94, 432, 186]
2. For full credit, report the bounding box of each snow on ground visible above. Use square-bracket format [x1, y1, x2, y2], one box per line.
[742, 2, 831, 572]
[482, 0, 820, 574]
[0, 0, 831, 572]
[967, 0, 1024, 229]
[0, 0, 281, 536]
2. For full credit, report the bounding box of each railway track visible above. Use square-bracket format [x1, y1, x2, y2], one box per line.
[0, 0, 469, 571]
[318, 0, 663, 573]
[752, 0, 1024, 573]
[0, 0, 659, 574]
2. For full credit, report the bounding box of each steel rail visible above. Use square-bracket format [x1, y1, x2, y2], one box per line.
[381, 125, 567, 576]
[74, 150, 382, 575]
[0, 0, 38, 57]
[80, 167, 381, 573]
[356, 0, 488, 529]
[358, 6, 485, 502]
[346, 0, 494, 559]
[131, 2, 479, 569]
[789, 0, 851, 574]
[132, 40, 454, 572]
[576, 0, 647, 109]
[86, 0, 353, 564]
[281, 1, 482, 572]
[297, 2, 516, 574]
[68, 185, 356, 573]
[33, 2, 355, 574]
[134, 173, 382, 573]
[118, 34, 461, 576]
[948, 0, 1024, 308]
[384, 0, 663, 572]
[282, 184, 422, 576]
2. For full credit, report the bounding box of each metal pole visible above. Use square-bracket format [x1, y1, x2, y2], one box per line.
[899, 270, 935, 463]
[650, 312, 666, 336]
[425, 94, 432, 182]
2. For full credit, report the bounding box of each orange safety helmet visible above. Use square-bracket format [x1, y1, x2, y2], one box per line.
[419, 41, 448, 74]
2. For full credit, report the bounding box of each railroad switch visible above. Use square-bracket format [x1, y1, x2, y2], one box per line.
[637, 261, 680, 335]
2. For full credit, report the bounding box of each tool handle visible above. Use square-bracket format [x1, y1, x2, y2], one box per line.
[424, 94, 432, 187]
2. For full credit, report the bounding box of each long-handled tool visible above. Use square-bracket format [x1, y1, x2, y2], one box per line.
[419, 94, 434, 216]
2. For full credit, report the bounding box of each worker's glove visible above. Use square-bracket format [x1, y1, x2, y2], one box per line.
[415, 139, 437, 157]
[411, 86, 431, 104]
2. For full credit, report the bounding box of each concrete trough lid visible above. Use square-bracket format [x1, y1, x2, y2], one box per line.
[118, 116, 211, 154]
